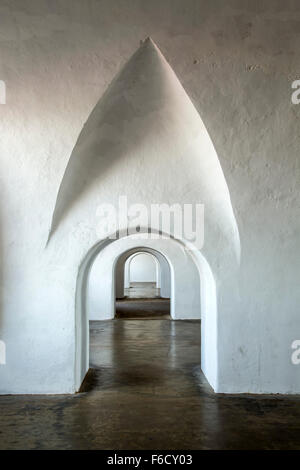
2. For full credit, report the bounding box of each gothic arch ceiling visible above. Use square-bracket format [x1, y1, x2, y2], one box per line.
[48, 37, 240, 259]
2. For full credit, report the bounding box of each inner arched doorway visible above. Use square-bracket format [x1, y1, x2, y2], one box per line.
[114, 247, 171, 319]
[120, 248, 171, 299]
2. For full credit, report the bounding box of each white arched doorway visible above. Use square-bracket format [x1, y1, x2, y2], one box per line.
[117, 247, 170, 299]
[41, 37, 241, 396]
[115, 249, 169, 317]
[126, 252, 158, 285]
[87, 237, 199, 321]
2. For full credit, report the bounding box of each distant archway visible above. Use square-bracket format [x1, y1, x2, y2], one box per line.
[116, 247, 171, 299]
[76, 229, 216, 392]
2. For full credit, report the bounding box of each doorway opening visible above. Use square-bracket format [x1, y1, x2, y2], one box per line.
[115, 249, 171, 319]
[125, 252, 160, 298]
[85, 241, 203, 397]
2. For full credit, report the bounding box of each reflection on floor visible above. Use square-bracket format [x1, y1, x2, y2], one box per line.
[0, 319, 300, 450]
[1, 316, 300, 449]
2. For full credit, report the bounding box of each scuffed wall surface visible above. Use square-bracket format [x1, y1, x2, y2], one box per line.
[0, 0, 299, 393]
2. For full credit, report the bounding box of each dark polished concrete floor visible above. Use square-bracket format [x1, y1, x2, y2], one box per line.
[117, 282, 170, 319]
[124, 281, 162, 299]
[0, 308, 300, 449]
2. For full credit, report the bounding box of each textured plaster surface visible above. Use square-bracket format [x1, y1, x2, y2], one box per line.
[89, 247, 171, 320]
[0, 1, 299, 393]
[118, 248, 170, 297]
